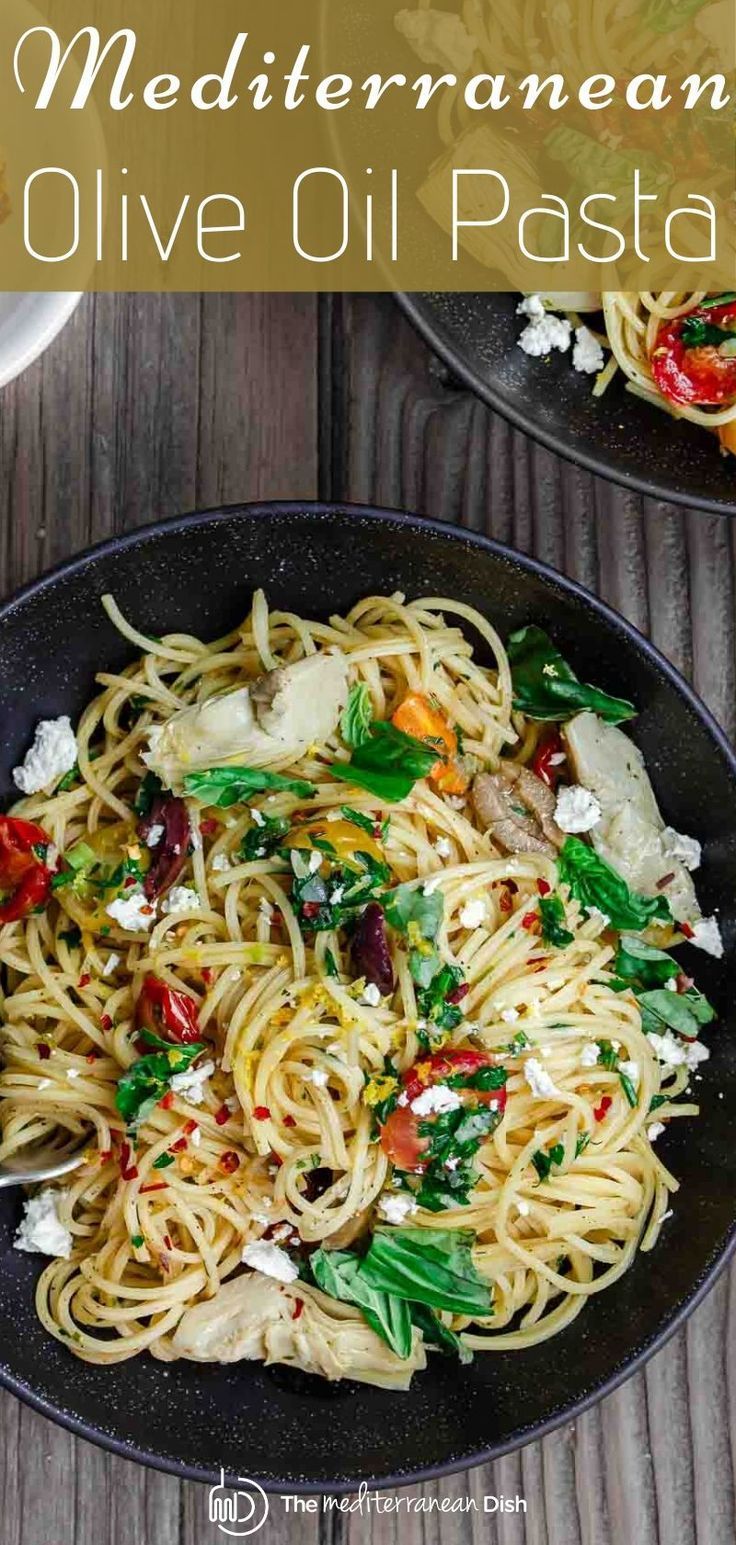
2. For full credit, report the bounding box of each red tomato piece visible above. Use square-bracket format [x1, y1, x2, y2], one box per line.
[0, 815, 55, 924]
[651, 299, 736, 407]
[135, 975, 201, 1045]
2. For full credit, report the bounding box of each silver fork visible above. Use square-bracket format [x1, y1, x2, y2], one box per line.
[0, 1144, 87, 1189]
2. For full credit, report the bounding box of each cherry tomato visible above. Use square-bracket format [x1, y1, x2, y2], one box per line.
[531, 730, 564, 790]
[379, 1048, 507, 1174]
[0, 816, 55, 924]
[136, 975, 201, 1044]
[651, 299, 736, 407]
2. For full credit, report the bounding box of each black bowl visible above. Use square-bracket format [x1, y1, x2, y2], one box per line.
[0, 501, 734, 1491]
[397, 293, 736, 512]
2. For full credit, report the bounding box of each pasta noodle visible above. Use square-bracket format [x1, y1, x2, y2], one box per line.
[0, 590, 708, 1380]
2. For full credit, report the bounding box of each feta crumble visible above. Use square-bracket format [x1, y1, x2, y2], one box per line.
[647, 1122, 665, 1142]
[395, 8, 476, 73]
[572, 325, 605, 375]
[250, 808, 266, 827]
[433, 835, 452, 859]
[242, 1239, 299, 1284]
[647, 1031, 710, 1074]
[378, 1192, 418, 1224]
[459, 897, 486, 930]
[145, 823, 165, 849]
[309, 1068, 329, 1087]
[101, 952, 120, 978]
[554, 784, 602, 834]
[359, 982, 382, 1008]
[517, 293, 545, 322]
[518, 311, 572, 358]
[618, 1059, 639, 1086]
[689, 916, 723, 959]
[169, 1058, 215, 1104]
[410, 1084, 462, 1117]
[162, 886, 201, 916]
[211, 853, 232, 872]
[106, 889, 156, 933]
[524, 1057, 559, 1099]
[580, 1042, 600, 1068]
[516, 1199, 530, 1216]
[15, 1188, 73, 1259]
[662, 827, 701, 872]
[13, 716, 78, 795]
[500, 1006, 519, 1024]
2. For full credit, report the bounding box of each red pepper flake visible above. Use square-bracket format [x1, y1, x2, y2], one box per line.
[100, 1014, 113, 1032]
[680, 922, 695, 940]
[159, 1091, 175, 1110]
[78, 973, 91, 988]
[214, 1103, 230, 1126]
[283, 1114, 297, 1128]
[200, 818, 218, 836]
[269, 1151, 283, 1168]
[170, 1137, 188, 1152]
[292, 1297, 304, 1320]
[183, 1119, 198, 1136]
[253, 1105, 271, 1121]
[119, 1142, 139, 1181]
[163, 1233, 173, 1251]
[99, 1148, 113, 1162]
[499, 888, 513, 915]
[302, 901, 321, 920]
[522, 912, 539, 930]
[86, 1052, 100, 1064]
[537, 879, 551, 897]
[124, 876, 136, 889]
[202, 967, 215, 986]
[38, 1043, 51, 1061]
[140, 1181, 168, 1193]
[594, 1095, 613, 1122]
[446, 983, 469, 1005]
[220, 1151, 240, 1174]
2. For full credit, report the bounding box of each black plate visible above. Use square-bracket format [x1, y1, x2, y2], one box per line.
[397, 293, 736, 512]
[0, 501, 734, 1492]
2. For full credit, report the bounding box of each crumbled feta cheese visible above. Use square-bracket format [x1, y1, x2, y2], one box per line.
[445, 1155, 461, 1170]
[66, 1068, 80, 1080]
[554, 784, 602, 834]
[433, 835, 452, 859]
[211, 853, 232, 872]
[619, 1059, 639, 1085]
[359, 982, 382, 1008]
[378, 1192, 418, 1224]
[410, 1084, 462, 1116]
[15, 1188, 72, 1259]
[169, 1058, 215, 1104]
[646, 1030, 708, 1074]
[580, 1042, 600, 1068]
[524, 1057, 559, 1099]
[647, 1122, 665, 1142]
[145, 823, 164, 849]
[684, 1040, 710, 1071]
[329, 886, 345, 904]
[101, 953, 120, 978]
[665, 978, 677, 992]
[662, 827, 701, 872]
[572, 325, 605, 375]
[459, 898, 486, 930]
[250, 808, 266, 827]
[689, 916, 723, 959]
[518, 312, 572, 358]
[661, 1209, 674, 1223]
[242, 1239, 299, 1283]
[106, 889, 156, 933]
[500, 1007, 519, 1024]
[395, 7, 476, 72]
[517, 293, 545, 322]
[516, 1199, 530, 1216]
[423, 876, 443, 896]
[162, 886, 201, 916]
[13, 716, 78, 795]
[309, 1068, 329, 1087]
[307, 850, 322, 875]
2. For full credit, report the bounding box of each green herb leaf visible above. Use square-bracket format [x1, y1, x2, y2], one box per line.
[507, 625, 636, 724]
[359, 1227, 492, 1317]
[324, 947, 339, 979]
[153, 1152, 175, 1169]
[539, 893, 574, 948]
[134, 771, 163, 817]
[532, 1142, 565, 1181]
[240, 813, 289, 862]
[131, 1233, 144, 1248]
[311, 1246, 413, 1359]
[409, 1302, 473, 1363]
[115, 1042, 205, 1125]
[613, 935, 715, 1040]
[184, 767, 315, 808]
[58, 925, 82, 948]
[57, 763, 81, 793]
[680, 316, 735, 350]
[416, 963, 466, 1035]
[341, 683, 374, 749]
[384, 882, 443, 941]
[340, 805, 377, 837]
[51, 841, 98, 893]
[619, 1071, 638, 1108]
[332, 722, 438, 803]
[559, 837, 672, 932]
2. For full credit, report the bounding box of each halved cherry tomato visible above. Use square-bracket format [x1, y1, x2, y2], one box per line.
[391, 693, 469, 796]
[136, 975, 201, 1044]
[379, 1048, 507, 1173]
[531, 730, 564, 790]
[651, 299, 736, 408]
[0, 816, 55, 924]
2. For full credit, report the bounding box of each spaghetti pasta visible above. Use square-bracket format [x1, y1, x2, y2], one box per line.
[0, 589, 713, 1382]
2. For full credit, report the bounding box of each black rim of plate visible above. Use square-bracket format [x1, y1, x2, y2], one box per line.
[395, 292, 736, 516]
[1, 498, 735, 1492]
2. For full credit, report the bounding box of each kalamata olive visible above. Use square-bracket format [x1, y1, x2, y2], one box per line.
[351, 902, 395, 996]
[137, 795, 190, 900]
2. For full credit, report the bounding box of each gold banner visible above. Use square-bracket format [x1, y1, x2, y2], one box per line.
[0, 0, 733, 290]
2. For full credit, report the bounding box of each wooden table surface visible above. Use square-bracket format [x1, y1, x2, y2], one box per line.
[1, 293, 734, 1545]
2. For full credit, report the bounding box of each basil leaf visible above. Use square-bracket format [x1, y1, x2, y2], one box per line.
[416, 963, 466, 1034]
[538, 894, 574, 948]
[410, 1302, 473, 1363]
[359, 1227, 492, 1317]
[558, 837, 672, 932]
[341, 683, 374, 749]
[332, 722, 438, 804]
[638, 987, 715, 1039]
[311, 1247, 413, 1359]
[183, 767, 315, 806]
[340, 805, 376, 837]
[384, 882, 443, 942]
[508, 626, 636, 724]
[240, 813, 289, 861]
[115, 1043, 205, 1124]
[615, 935, 679, 988]
[680, 317, 736, 350]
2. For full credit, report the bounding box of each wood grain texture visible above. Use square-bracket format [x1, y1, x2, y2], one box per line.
[0, 290, 734, 1545]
